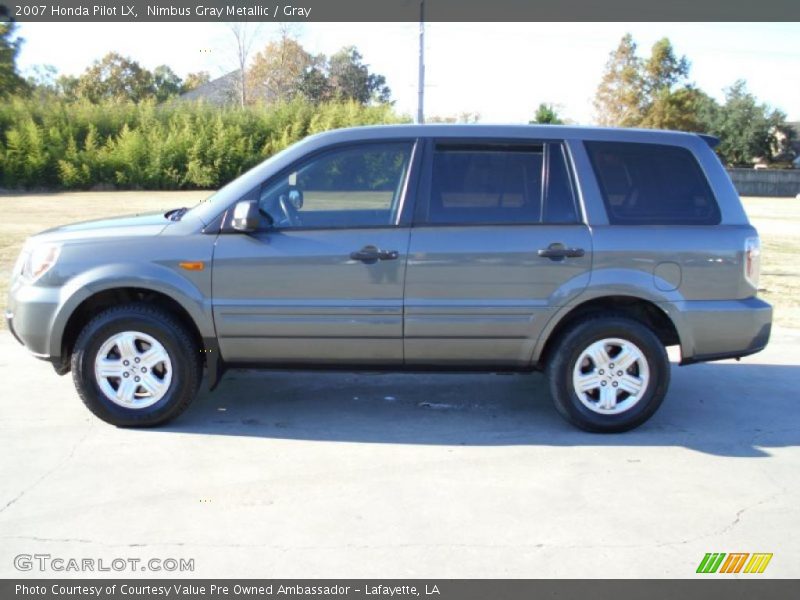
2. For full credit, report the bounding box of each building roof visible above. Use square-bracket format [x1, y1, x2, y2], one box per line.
[179, 70, 240, 105]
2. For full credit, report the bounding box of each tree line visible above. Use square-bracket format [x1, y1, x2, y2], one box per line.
[0, 96, 405, 189]
[8, 24, 392, 109]
[0, 22, 403, 190]
[530, 35, 795, 167]
[1, 23, 796, 191]
[591, 35, 795, 167]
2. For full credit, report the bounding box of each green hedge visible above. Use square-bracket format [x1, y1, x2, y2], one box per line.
[0, 97, 409, 190]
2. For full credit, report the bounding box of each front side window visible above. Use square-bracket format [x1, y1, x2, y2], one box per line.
[585, 141, 720, 225]
[258, 142, 413, 229]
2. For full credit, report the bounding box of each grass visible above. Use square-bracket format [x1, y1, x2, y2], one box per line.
[734, 197, 800, 328]
[1, 192, 798, 329]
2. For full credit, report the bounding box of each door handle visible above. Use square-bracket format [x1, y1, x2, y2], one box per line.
[350, 245, 399, 264]
[537, 243, 585, 260]
[378, 249, 400, 260]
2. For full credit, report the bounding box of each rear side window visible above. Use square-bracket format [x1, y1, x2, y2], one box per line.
[427, 144, 543, 225]
[585, 141, 720, 225]
[421, 142, 578, 225]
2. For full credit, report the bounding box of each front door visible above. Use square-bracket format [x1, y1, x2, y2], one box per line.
[212, 140, 417, 365]
[404, 140, 593, 366]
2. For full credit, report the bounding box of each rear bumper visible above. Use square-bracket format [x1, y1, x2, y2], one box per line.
[673, 297, 772, 365]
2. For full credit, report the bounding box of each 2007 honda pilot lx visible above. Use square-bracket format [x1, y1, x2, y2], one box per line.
[6, 125, 772, 432]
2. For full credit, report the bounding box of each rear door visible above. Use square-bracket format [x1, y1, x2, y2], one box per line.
[403, 139, 592, 366]
[212, 140, 418, 365]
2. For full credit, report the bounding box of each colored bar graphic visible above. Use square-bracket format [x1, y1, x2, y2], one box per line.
[696, 553, 712, 573]
[744, 553, 773, 573]
[733, 553, 750, 573]
[698, 552, 772, 574]
[697, 553, 726, 573]
[719, 553, 749, 573]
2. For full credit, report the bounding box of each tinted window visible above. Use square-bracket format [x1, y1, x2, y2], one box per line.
[258, 142, 413, 229]
[585, 141, 720, 225]
[544, 144, 579, 223]
[425, 144, 544, 225]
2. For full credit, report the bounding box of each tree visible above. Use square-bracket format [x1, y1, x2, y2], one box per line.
[627, 70, 792, 166]
[642, 38, 689, 96]
[593, 34, 643, 127]
[530, 103, 564, 125]
[182, 71, 210, 93]
[74, 52, 155, 103]
[25, 64, 59, 96]
[708, 80, 788, 166]
[244, 37, 391, 106]
[229, 23, 260, 107]
[55, 74, 80, 101]
[594, 35, 696, 131]
[0, 21, 27, 97]
[152, 65, 183, 102]
[247, 34, 313, 103]
[771, 123, 797, 163]
[328, 46, 391, 104]
[298, 64, 333, 103]
[638, 86, 712, 132]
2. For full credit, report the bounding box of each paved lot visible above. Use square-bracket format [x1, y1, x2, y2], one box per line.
[0, 329, 798, 578]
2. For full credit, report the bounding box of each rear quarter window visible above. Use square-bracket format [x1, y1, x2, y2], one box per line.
[585, 141, 720, 225]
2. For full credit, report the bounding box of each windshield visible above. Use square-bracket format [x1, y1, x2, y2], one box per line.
[185, 135, 318, 225]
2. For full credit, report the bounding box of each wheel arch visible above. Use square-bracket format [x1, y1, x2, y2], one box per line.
[61, 286, 205, 361]
[50, 266, 221, 386]
[533, 295, 681, 369]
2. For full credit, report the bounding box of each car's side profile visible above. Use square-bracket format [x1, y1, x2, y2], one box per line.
[5, 125, 772, 432]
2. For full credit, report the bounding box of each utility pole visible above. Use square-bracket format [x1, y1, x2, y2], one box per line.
[417, 0, 425, 124]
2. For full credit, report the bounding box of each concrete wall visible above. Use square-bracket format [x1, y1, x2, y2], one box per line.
[727, 168, 800, 197]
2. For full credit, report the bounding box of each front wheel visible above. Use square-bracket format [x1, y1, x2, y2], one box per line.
[546, 317, 670, 433]
[71, 303, 201, 427]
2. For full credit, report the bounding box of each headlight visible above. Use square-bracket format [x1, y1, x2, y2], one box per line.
[12, 249, 28, 279]
[21, 243, 61, 282]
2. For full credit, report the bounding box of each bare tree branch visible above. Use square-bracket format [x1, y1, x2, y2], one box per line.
[228, 21, 261, 107]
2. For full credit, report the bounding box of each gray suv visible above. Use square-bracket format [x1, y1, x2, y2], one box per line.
[5, 125, 772, 432]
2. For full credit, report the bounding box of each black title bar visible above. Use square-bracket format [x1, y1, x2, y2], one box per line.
[2, 0, 800, 22]
[3, 579, 800, 600]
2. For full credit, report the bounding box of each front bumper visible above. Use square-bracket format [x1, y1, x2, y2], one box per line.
[6, 310, 24, 346]
[673, 297, 772, 365]
[5, 281, 61, 359]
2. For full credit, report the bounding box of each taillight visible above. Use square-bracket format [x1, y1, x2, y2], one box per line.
[744, 236, 761, 289]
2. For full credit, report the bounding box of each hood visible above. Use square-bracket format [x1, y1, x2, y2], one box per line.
[33, 211, 172, 244]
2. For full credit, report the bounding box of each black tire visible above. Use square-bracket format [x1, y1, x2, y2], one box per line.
[71, 303, 201, 427]
[546, 316, 670, 433]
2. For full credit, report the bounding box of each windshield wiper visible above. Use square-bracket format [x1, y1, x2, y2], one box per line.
[164, 207, 189, 221]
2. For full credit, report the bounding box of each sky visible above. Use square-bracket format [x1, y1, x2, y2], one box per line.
[14, 22, 800, 124]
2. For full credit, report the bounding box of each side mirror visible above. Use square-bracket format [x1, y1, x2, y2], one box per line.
[231, 200, 260, 232]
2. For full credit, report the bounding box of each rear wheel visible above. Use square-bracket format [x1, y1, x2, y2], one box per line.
[71, 303, 201, 426]
[546, 317, 670, 432]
